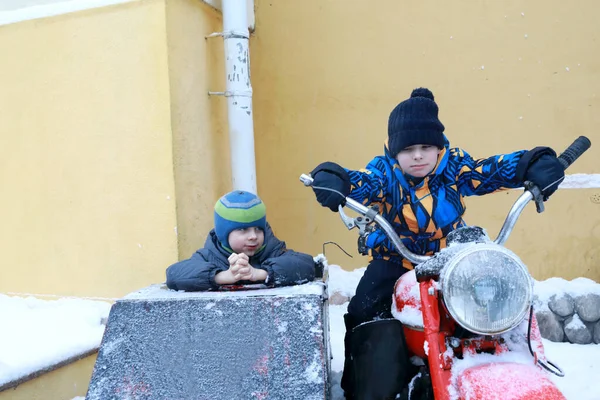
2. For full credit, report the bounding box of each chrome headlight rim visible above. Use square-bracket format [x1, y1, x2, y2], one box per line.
[441, 244, 533, 335]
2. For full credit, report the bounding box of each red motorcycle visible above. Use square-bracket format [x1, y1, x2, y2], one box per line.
[301, 136, 591, 400]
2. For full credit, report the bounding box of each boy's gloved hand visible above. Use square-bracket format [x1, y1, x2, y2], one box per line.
[310, 161, 351, 212]
[519, 147, 565, 200]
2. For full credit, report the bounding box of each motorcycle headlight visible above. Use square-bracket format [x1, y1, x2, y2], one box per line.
[440, 244, 532, 335]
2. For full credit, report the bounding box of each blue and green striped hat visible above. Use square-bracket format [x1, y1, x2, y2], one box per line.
[214, 190, 267, 249]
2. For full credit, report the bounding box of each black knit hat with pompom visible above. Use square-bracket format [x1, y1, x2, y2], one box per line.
[388, 88, 445, 157]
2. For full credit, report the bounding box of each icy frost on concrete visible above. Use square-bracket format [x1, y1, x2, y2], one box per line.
[124, 282, 326, 300]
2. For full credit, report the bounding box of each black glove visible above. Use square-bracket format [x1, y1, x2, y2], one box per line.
[517, 147, 565, 200]
[310, 162, 351, 212]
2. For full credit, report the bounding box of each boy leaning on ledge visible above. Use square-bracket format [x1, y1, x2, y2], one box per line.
[166, 190, 316, 292]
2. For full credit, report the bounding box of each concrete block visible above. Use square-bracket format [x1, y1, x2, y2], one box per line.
[86, 283, 330, 400]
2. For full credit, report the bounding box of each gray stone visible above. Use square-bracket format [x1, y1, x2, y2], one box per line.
[548, 293, 575, 318]
[594, 321, 600, 344]
[535, 310, 564, 342]
[564, 315, 593, 344]
[574, 293, 600, 322]
[86, 283, 330, 400]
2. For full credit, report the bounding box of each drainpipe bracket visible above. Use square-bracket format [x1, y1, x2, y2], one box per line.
[206, 30, 249, 40]
[208, 90, 253, 97]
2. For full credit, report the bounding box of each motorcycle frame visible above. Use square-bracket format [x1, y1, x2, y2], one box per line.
[418, 278, 511, 400]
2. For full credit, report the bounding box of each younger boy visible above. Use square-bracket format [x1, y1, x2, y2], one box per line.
[309, 87, 564, 399]
[166, 190, 316, 291]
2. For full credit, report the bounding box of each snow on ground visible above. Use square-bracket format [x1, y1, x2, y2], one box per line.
[327, 264, 366, 299]
[544, 340, 600, 400]
[3, 264, 600, 400]
[0, 294, 111, 387]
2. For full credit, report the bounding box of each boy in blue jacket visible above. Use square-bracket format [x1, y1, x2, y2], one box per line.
[309, 88, 565, 399]
[166, 190, 316, 291]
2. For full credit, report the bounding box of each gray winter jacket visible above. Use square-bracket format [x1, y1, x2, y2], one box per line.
[166, 224, 315, 291]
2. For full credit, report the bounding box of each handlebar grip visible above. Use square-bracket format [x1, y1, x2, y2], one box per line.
[557, 136, 591, 170]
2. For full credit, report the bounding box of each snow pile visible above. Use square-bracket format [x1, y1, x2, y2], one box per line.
[534, 277, 600, 310]
[565, 314, 586, 330]
[327, 264, 366, 303]
[0, 294, 111, 387]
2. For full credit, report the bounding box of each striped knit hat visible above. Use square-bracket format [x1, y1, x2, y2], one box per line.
[214, 191, 267, 249]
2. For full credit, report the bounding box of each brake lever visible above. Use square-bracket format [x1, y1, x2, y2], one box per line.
[524, 181, 545, 213]
[338, 204, 380, 232]
[338, 205, 357, 230]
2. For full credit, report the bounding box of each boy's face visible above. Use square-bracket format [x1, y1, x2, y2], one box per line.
[396, 145, 441, 178]
[228, 227, 265, 256]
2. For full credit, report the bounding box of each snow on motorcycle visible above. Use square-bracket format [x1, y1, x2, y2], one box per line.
[301, 136, 591, 400]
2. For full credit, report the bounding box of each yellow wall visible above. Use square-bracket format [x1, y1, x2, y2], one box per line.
[251, 0, 600, 281]
[0, 354, 96, 400]
[0, 0, 179, 298]
[165, 0, 231, 261]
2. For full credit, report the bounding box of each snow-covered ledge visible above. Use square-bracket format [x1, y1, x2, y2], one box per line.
[0, 0, 139, 26]
[0, 294, 111, 391]
[559, 173, 600, 189]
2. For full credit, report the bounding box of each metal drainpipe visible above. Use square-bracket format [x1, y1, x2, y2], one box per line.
[208, 0, 257, 194]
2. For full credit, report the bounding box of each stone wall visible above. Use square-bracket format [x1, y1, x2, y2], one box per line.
[535, 290, 600, 345]
[531, 277, 600, 344]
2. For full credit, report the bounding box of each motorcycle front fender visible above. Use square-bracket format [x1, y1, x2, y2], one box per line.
[456, 362, 565, 400]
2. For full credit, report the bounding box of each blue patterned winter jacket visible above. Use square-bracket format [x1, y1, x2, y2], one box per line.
[347, 138, 526, 269]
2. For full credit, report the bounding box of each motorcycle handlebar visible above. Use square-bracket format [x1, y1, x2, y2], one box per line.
[494, 136, 592, 245]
